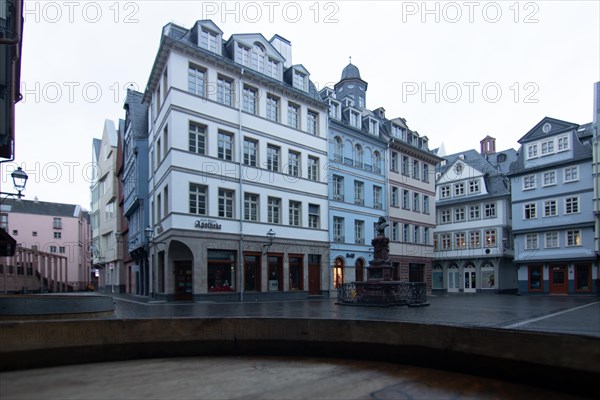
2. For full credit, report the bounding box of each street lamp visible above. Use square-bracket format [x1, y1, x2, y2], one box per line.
[0, 167, 29, 203]
[262, 229, 276, 255]
[144, 226, 155, 299]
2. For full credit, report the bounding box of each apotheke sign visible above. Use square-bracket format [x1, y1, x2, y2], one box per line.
[194, 218, 222, 230]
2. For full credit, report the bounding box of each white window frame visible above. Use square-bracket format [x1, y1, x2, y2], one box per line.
[542, 170, 556, 187]
[544, 232, 559, 248]
[563, 166, 579, 183]
[522, 174, 537, 190]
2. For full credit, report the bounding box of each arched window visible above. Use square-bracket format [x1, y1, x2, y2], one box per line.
[251, 43, 265, 72]
[334, 257, 344, 289]
[333, 137, 343, 161]
[373, 151, 381, 174]
[354, 144, 363, 168]
[355, 259, 365, 282]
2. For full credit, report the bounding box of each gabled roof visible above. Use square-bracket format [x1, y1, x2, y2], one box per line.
[437, 148, 517, 177]
[225, 32, 285, 63]
[3, 198, 83, 217]
[517, 117, 579, 144]
[124, 89, 148, 139]
[92, 138, 101, 160]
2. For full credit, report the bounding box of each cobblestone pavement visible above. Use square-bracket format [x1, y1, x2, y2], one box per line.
[110, 293, 600, 337]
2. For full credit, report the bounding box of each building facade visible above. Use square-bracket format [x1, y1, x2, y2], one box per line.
[121, 89, 150, 296]
[0, 198, 91, 290]
[510, 117, 597, 294]
[91, 120, 123, 293]
[143, 20, 330, 301]
[319, 64, 388, 295]
[387, 119, 441, 292]
[433, 137, 517, 293]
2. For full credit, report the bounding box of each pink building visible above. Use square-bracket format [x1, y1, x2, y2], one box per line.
[0, 198, 91, 291]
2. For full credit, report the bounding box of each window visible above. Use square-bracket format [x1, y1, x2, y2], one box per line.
[355, 220, 365, 244]
[545, 232, 559, 248]
[243, 85, 257, 114]
[289, 255, 303, 291]
[469, 205, 480, 220]
[469, 231, 481, 248]
[390, 152, 398, 172]
[544, 200, 557, 217]
[49, 246, 57, 253]
[525, 233, 538, 250]
[369, 186, 381, 210]
[105, 202, 115, 220]
[402, 156, 410, 175]
[484, 203, 496, 219]
[469, 179, 480, 193]
[333, 217, 344, 242]
[373, 152, 382, 174]
[218, 131, 233, 161]
[543, 171, 556, 186]
[243, 138, 258, 166]
[441, 234, 451, 250]
[557, 135, 570, 151]
[53, 232, 61, 239]
[440, 185, 450, 199]
[164, 185, 169, 216]
[308, 204, 320, 228]
[354, 181, 364, 205]
[293, 70, 306, 90]
[236, 44, 250, 66]
[565, 196, 579, 214]
[413, 193, 420, 212]
[244, 193, 258, 221]
[412, 159, 420, 179]
[289, 201, 301, 226]
[32, 231, 38, 237]
[454, 182, 465, 197]
[266, 58, 280, 78]
[251, 43, 265, 71]
[156, 138, 161, 166]
[218, 189, 234, 218]
[540, 139, 554, 156]
[188, 64, 205, 96]
[59, 246, 66, 254]
[288, 103, 300, 128]
[308, 156, 319, 181]
[392, 222, 400, 241]
[455, 232, 466, 249]
[267, 145, 280, 172]
[403, 224, 410, 242]
[268, 197, 281, 224]
[307, 111, 318, 134]
[390, 186, 398, 207]
[217, 75, 233, 106]
[564, 166, 579, 182]
[288, 151, 300, 177]
[575, 264, 591, 291]
[333, 137, 343, 161]
[423, 195, 430, 214]
[529, 265, 543, 291]
[402, 189, 409, 209]
[354, 144, 364, 168]
[523, 174, 536, 190]
[413, 226, 420, 244]
[454, 207, 465, 222]
[524, 203, 537, 219]
[266, 95, 279, 122]
[422, 164, 429, 182]
[197, 27, 218, 50]
[329, 100, 340, 120]
[526, 143, 538, 159]
[423, 227, 430, 245]
[333, 175, 344, 201]
[566, 230, 581, 247]
[485, 230, 497, 247]
[53, 217, 62, 229]
[349, 110, 359, 128]
[440, 210, 451, 224]
[189, 122, 206, 154]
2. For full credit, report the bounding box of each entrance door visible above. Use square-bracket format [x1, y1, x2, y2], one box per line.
[464, 268, 476, 293]
[549, 265, 568, 294]
[174, 261, 193, 301]
[308, 263, 321, 295]
[448, 266, 459, 292]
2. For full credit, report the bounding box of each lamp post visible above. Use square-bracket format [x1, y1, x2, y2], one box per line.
[0, 167, 29, 204]
[144, 226, 155, 300]
[262, 229, 276, 255]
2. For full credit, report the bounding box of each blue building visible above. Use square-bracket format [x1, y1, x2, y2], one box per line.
[320, 63, 388, 294]
[121, 89, 150, 296]
[510, 117, 597, 294]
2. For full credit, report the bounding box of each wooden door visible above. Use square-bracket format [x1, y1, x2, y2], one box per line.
[308, 263, 321, 295]
[549, 265, 568, 294]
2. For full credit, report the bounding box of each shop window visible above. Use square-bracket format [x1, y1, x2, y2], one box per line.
[529, 265, 543, 291]
[409, 263, 424, 283]
[575, 264, 591, 291]
[207, 250, 236, 292]
[244, 253, 261, 292]
[268, 255, 283, 291]
[289, 255, 303, 291]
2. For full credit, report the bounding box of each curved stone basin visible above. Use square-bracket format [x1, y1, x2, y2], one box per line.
[0, 294, 114, 320]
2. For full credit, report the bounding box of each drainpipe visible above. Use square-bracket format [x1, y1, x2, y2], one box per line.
[238, 68, 245, 302]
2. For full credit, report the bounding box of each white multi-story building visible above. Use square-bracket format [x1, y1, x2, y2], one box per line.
[91, 120, 123, 293]
[143, 20, 329, 301]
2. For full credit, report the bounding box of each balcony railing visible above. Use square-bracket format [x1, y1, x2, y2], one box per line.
[333, 236, 345, 243]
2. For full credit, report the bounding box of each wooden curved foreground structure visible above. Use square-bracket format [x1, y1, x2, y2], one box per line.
[1, 316, 598, 397]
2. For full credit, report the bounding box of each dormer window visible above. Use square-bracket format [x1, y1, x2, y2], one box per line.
[251, 43, 266, 71]
[236, 44, 251, 67]
[266, 58, 280, 78]
[344, 98, 354, 108]
[365, 118, 378, 135]
[201, 29, 218, 52]
[293, 70, 306, 91]
[349, 111, 359, 128]
[329, 100, 340, 120]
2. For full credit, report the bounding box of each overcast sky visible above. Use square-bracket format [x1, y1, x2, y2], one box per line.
[4, 0, 599, 209]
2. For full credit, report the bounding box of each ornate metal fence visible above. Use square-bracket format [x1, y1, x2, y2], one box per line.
[337, 282, 428, 307]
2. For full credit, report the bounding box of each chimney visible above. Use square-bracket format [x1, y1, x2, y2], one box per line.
[480, 135, 496, 155]
[270, 34, 292, 68]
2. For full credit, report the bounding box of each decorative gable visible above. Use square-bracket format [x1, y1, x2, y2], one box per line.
[518, 117, 578, 144]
